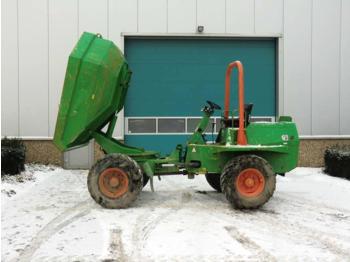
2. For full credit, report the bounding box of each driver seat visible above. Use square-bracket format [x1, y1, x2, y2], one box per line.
[222, 103, 254, 128]
[215, 103, 253, 143]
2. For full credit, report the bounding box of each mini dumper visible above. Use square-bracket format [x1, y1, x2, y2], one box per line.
[54, 33, 299, 209]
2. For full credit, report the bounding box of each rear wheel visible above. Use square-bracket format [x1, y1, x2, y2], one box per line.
[205, 173, 222, 192]
[220, 155, 276, 209]
[143, 173, 150, 187]
[88, 153, 143, 209]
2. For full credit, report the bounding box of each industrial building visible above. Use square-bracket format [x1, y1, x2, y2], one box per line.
[2, 0, 349, 168]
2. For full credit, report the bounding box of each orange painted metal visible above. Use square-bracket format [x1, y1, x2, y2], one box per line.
[98, 167, 129, 198]
[224, 61, 247, 145]
[235, 168, 265, 197]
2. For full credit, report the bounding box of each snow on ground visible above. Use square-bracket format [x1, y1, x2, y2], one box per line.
[1, 166, 350, 261]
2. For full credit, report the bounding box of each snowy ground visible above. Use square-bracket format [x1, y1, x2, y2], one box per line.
[2, 165, 350, 262]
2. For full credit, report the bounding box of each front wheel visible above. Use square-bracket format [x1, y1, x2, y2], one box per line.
[220, 155, 276, 209]
[87, 153, 143, 209]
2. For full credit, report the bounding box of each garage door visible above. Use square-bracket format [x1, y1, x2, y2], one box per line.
[124, 38, 276, 155]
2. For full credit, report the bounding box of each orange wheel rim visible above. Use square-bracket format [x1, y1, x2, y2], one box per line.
[235, 168, 265, 197]
[98, 168, 129, 199]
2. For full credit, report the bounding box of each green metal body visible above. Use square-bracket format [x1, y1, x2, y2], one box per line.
[54, 32, 299, 182]
[185, 113, 299, 175]
[54, 32, 132, 151]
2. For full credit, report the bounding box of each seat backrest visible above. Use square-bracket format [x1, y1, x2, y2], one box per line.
[222, 103, 254, 128]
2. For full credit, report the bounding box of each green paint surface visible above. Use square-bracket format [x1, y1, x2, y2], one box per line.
[54, 32, 131, 150]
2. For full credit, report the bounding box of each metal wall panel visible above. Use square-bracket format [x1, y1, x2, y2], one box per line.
[340, 0, 350, 135]
[2, 0, 350, 140]
[312, 0, 341, 135]
[109, 0, 138, 138]
[168, 0, 196, 33]
[18, 0, 49, 136]
[109, 0, 137, 47]
[197, 0, 226, 33]
[48, 0, 78, 137]
[138, 0, 167, 33]
[78, 0, 108, 36]
[226, 0, 254, 34]
[64, 141, 94, 169]
[255, 0, 283, 34]
[67, 0, 109, 168]
[284, 0, 312, 135]
[1, 0, 19, 136]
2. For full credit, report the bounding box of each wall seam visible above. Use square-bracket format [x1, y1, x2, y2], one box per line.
[17, 0, 20, 136]
[282, 0, 285, 116]
[195, 0, 198, 29]
[338, 0, 342, 135]
[310, 0, 313, 135]
[107, 0, 110, 38]
[224, 0, 227, 33]
[166, 0, 168, 33]
[137, 0, 139, 32]
[77, 0, 80, 37]
[47, 0, 50, 136]
[253, 0, 256, 34]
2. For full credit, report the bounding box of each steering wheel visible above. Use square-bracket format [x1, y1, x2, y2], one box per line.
[206, 100, 222, 110]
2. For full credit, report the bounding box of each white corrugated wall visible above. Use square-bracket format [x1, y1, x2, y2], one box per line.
[2, 0, 350, 138]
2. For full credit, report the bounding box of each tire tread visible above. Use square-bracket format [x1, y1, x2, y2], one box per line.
[220, 155, 276, 209]
[87, 153, 143, 209]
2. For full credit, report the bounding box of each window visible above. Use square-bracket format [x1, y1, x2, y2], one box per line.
[126, 116, 274, 134]
[251, 117, 273, 122]
[128, 119, 156, 133]
[187, 118, 216, 133]
[158, 118, 185, 133]
[215, 118, 223, 132]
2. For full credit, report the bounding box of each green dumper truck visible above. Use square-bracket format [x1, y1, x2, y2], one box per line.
[54, 32, 299, 209]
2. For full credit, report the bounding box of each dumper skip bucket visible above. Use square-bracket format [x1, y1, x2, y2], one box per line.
[53, 32, 131, 151]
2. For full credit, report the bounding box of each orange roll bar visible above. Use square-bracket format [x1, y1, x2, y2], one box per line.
[224, 61, 247, 145]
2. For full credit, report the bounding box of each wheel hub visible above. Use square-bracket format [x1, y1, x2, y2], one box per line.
[98, 168, 129, 199]
[109, 177, 120, 187]
[236, 168, 265, 197]
[244, 177, 255, 187]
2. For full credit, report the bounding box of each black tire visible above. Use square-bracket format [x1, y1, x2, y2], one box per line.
[143, 173, 150, 187]
[205, 173, 222, 192]
[87, 153, 143, 209]
[220, 155, 276, 209]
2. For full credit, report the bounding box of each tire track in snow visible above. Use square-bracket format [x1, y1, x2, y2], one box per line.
[131, 190, 192, 260]
[289, 221, 350, 259]
[17, 199, 92, 262]
[272, 195, 350, 242]
[238, 208, 350, 260]
[277, 192, 350, 214]
[196, 191, 350, 260]
[225, 226, 276, 261]
[102, 228, 127, 262]
[194, 191, 276, 260]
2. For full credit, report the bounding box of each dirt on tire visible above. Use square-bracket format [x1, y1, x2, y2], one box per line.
[88, 153, 143, 209]
[220, 154, 276, 209]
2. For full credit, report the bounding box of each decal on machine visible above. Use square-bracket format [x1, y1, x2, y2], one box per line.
[281, 134, 289, 141]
